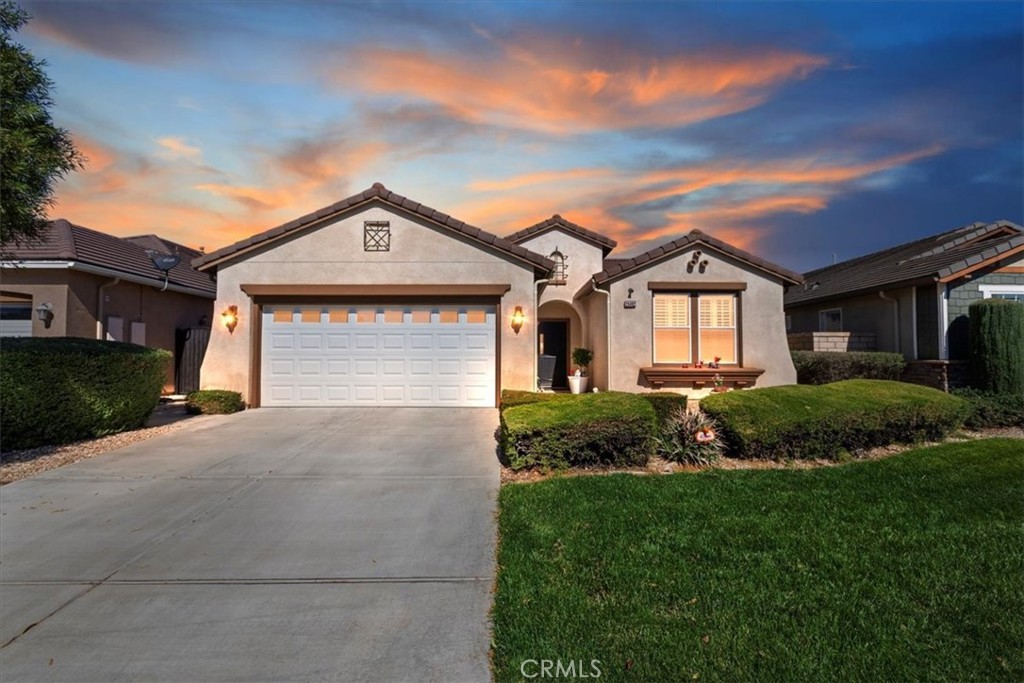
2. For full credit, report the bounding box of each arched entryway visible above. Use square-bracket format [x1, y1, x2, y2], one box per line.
[537, 299, 585, 389]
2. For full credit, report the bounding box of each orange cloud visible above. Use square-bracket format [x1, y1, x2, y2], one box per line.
[329, 45, 827, 134]
[468, 167, 612, 192]
[157, 136, 203, 161]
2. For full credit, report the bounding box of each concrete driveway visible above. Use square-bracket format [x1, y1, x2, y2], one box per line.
[0, 408, 500, 682]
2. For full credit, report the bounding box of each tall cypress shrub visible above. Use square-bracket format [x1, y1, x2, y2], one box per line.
[968, 299, 1024, 395]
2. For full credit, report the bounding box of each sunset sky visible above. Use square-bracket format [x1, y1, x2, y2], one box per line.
[18, 0, 1024, 271]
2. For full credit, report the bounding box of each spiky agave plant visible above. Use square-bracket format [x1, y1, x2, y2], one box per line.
[657, 407, 724, 466]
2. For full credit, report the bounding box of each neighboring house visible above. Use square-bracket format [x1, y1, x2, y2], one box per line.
[195, 183, 801, 408]
[785, 220, 1024, 361]
[1, 220, 216, 392]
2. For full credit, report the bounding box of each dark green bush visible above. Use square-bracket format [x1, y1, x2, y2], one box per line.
[499, 390, 570, 410]
[501, 392, 657, 470]
[0, 337, 171, 451]
[969, 299, 1024, 395]
[641, 392, 689, 434]
[701, 380, 969, 460]
[791, 350, 906, 384]
[186, 389, 245, 415]
[951, 388, 1024, 429]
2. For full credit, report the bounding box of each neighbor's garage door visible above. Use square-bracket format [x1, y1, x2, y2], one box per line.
[261, 304, 496, 407]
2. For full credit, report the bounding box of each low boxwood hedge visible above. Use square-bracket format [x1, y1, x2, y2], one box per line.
[640, 392, 689, 434]
[186, 390, 245, 415]
[499, 390, 570, 410]
[951, 388, 1024, 429]
[0, 337, 171, 451]
[701, 379, 970, 460]
[791, 350, 906, 385]
[500, 392, 657, 470]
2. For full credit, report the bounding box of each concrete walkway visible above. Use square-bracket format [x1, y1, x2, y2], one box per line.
[0, 408, 500, 682]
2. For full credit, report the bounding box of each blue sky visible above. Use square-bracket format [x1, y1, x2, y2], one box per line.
[18, 0, 1024, 271]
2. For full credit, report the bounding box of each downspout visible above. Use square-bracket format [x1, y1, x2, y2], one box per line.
[96, 277, 121, 339]
[878, 290, 901, 356]
[534, 278, 551, 391]
[591, 280, 611, 391]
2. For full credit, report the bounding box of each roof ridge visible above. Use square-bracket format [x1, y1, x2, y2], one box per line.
[506, 214, 617, 254]
[900, 221, 1000, 263]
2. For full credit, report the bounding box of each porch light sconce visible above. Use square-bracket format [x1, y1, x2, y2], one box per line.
[35, 302, 54, 329]
[510, 306, 525, 335]
[221, 305, 239, 334]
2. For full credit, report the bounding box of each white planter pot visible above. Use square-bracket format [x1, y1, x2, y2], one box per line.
[568, 376, 589, 394]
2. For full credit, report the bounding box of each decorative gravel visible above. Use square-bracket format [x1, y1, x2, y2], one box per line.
[0, 420, 193, 485]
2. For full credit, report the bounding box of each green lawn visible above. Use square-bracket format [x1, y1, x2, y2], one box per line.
[492, 439, 1024, 682]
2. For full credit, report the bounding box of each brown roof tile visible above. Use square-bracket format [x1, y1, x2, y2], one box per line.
[506, 215, 618, 255]
[785, 220, 1024, 307]
[193, 183, 554, 273]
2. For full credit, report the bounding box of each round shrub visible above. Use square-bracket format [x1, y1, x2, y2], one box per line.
[657, 407, 723, 466]
[0, 337, 171, 451]
[969, 299, 1024, 395]
[186, 390, 245, 414]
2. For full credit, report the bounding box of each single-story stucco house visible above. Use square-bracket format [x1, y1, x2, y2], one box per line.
[785, 220, 1024, 361]
[2, 220, 216, 393]
[194, 183, 802, 407]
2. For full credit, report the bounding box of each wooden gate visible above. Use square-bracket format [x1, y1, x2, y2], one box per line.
[175, 326, 211, 394]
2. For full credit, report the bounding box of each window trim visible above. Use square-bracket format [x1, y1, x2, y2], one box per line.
[818, 307, 842, 332]
[652, 291, 741, 366]
[978, 284, 1024, 300]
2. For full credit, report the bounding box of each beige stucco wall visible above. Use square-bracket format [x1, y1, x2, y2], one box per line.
[2, 267, 212, 391]
[200, 204, 539, 401]
[581, 289, 610, 390]
[600, 244, 796, 391]
[516, 229, 605, 306]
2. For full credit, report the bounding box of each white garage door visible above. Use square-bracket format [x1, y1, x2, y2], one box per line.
[261, 304, 496, 407]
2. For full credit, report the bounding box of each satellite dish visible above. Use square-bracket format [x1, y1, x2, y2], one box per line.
[151, 254, 181, 272]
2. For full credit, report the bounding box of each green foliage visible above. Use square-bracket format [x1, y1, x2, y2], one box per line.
[500, 392, 657, 470]
[0, 1, 83, 247]
[701, 379, 969, 460]
[640, 392, 689, 434]
[952, 388, 1024, 429]
[791, 350, 906, 384]
[0, 337, 170, 450]
[493, 439, 1024, 682]
[571, 347, 593, 373]
[657, 407, 723, 466]
[499, 389, 569, 410]
[185, 389, 245, 415]
[969, 299, 1024, 395]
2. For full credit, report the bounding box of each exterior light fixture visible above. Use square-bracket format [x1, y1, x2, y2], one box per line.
[35, 302, 54, 328]
[510, 306, 525, 334]
[221, 305, 239, 334]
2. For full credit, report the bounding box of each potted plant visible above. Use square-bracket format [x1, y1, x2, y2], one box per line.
[569, 347, 594, 394]
[711, 373, 728, 392]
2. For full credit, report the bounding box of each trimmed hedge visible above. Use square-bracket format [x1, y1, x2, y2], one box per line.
[791, 350, 906, 385]
[641, 392, 689, 435]
[186, 390, 245, 415]
[952, 388, 1024, 429]
[499, 390, 570, 410]
[701, 379, 969, 460]
[0, 337, 171, 450]
[501, 392, 657, 470]
[969, 299, 1024, 395]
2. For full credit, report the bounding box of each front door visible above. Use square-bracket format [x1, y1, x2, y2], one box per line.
[538, 320, 569, 389]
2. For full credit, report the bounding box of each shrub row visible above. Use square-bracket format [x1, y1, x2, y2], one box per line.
[791, 350, 906, 385]
[701, 379, 970, 460]
[951, 388, 1024, 429]
[0, 337, 171, 451]
[186, 390, 245, 415]
[500, 392, 657, 470]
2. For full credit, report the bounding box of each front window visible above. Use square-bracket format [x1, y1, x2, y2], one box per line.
[819, 308, 842, 332]
[550, 251, 567, 284]
[654, 294, 691, 363]
[699, 295, 737, 363]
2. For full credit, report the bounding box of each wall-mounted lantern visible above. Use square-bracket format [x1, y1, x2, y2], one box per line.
[510, 306, 525, 335]
[35, 302, 54, 328]
[221, 305, 239, 334]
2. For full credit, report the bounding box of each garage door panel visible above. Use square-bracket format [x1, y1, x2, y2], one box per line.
[262, 304, 495, 407]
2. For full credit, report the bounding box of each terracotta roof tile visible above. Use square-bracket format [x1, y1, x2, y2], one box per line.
[194, 183, 554, 272]
[506, 214, 618, 254]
